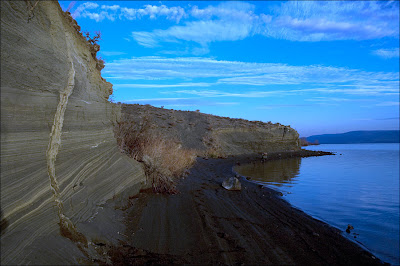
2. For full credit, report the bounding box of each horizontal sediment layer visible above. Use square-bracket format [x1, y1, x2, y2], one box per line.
[0, 2, 146, 264]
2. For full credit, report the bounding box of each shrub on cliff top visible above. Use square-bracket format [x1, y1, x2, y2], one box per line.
[83, 31, 105, 71]
[115, 117, 196, 194]
[63, 11, 105, 72]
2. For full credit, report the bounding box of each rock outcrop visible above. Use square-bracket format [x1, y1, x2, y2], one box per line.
[1, 1, 146, 264]
[120, 104, 300, 157]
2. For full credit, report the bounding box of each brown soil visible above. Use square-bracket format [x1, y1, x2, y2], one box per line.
[108, 150, 385, 265]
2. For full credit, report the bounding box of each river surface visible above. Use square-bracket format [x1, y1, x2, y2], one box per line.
[235, 144, 399, 265]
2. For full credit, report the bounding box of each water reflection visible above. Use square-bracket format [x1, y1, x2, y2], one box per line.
[235, 158, 301, 187]
[234, 144, 400, 265]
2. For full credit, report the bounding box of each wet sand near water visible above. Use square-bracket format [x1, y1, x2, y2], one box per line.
[107, 150, 385, 265]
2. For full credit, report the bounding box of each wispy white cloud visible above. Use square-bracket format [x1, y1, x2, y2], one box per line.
[132, 19, 256, 49]
[375, 101, 400, 106]
[372, 48, 400, 59]
[73, 2, 186, 23]
[74, 7, 117, 22]
[258, 104, 312, 109]
[305, 97, 351, 102]
[354, 117, 399, 121]
[76, 2, 98, 11]
[101, 5, 120, 11]
[190, 2, 256, 20]
[172, 88, 399, 98]
[120, 5, 187, 23]
[171, 90, 257, 97]
[115, 82, 212, 89]
[128, 1, 399, 50]
[124, 97, 238, 107]
[215, 102, 239, 106]
[100, 51, 126, 56]
[304, 97, 377, 105]
[266, 1, 399, 41]
[169, 89, 307, 98]
[71, 1, 398, 51]
[130, 32, 160, 48]
[131, 2, 264, 51]
[104, 56, 398, 97]
[72, 2, 99, 19]
[302, 87, 399, 96]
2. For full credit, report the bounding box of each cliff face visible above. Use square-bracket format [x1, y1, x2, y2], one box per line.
[1, 1, 300, 264]
[120, 104, 300, 156]
[1, 1, 146, 264]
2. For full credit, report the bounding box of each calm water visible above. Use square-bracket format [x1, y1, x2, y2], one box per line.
[235, 144, 399, 265]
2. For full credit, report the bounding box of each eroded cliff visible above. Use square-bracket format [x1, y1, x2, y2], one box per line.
[119, 104, 300, 157]
[1, 1, 300, 264]
[1, 1, 146, 264]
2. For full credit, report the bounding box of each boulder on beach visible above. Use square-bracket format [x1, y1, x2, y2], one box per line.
[222, 177, 242, 191]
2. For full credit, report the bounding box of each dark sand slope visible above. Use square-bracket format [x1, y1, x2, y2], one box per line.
[109, 151, 384, 265]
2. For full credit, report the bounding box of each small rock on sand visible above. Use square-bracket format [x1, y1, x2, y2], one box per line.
[222, 177, 241, 191]
[261, 152, 268, 160]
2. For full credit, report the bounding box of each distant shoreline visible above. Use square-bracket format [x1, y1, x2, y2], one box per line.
[305, 130, 400, 144]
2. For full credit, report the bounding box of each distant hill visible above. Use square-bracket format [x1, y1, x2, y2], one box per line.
[306, 130, 400, 144]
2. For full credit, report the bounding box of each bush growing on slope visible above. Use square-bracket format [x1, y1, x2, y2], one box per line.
[202, 134, 225, 158]
[115, 117, 196, 194]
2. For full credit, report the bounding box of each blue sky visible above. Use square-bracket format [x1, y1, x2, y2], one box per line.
[59, 1, 399, 136]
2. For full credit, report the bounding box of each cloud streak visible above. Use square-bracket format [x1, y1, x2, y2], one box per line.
[266, 1, 399, 41]
[71, 1, 399, 50]
[258, 104, 312, 109]
[375, 101, 400, 107]
[131, 1, 399, 49]
[100, 51, 127, 56]
[130, 2, 264, 51]
[120, 5, 187, 23]
[124, 97, 239, 107]
[372, 48, 400, 59]
[132, 19, 256, 49]
[73, 2, 187, 23]
[104, 56, 399, 97]
[115, 83, 212, 89]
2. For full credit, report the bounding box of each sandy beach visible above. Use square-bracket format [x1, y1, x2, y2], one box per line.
[104, 150, 385, 265]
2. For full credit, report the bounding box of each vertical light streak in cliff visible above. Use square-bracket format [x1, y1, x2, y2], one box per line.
[46, 31, 87, 247]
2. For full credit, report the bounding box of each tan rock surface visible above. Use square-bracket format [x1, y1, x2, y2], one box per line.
[1, 1, 146, 264]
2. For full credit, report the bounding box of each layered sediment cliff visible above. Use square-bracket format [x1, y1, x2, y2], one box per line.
[1, 2, 145, 264]
[1, 1, 300, 264]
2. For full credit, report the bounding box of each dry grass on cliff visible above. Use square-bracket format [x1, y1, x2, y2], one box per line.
[115, 118, 196, 194]
[202, 134, 225, 158]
